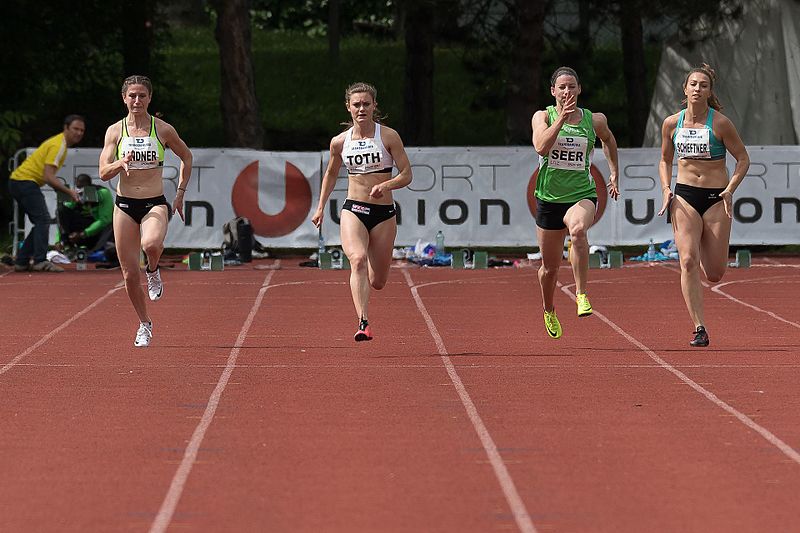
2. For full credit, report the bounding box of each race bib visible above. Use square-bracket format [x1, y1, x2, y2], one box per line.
[120, 136, 160, 169]
[548, 136, 588, 171]
[674, 128, 711, 159]
[343, 138, 384, 173]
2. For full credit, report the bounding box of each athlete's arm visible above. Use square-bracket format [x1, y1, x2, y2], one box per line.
[593, 112, 619, 200]
[160, 120, 194, 222]
[369, 127, 412, 199]
[657, 115, 678, 216]
[717, 114, 750, 218]
[531, 93, 576, 155]
[312, 135, 345, 228]
[99, 123, 130, 181]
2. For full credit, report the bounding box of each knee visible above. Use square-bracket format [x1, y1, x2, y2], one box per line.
[348, 253, 368, 272]
[569, 226, 588, 245]
[371, 277, 387, 290]
[705, 268, 726, 283]
[120, 266, 141, 285]
[539, 264, 558, 279]
[680, 254, 699, 273]
[141, 239, 162, 256]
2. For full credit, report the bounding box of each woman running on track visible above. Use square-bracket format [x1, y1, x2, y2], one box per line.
[312, 82, 412, 342]
[99, 75, 193, 347]
[531, 66, 620, 339]
[658, 63, 749, 347]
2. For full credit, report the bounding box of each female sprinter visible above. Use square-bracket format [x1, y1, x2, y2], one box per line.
[99, 75, 193, 347]
[312, 82, 412, 342]
[658, 63, 749, 347]
[531, 66, 620, 339]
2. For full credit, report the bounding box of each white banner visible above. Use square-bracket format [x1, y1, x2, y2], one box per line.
[37, 145, 800, 248]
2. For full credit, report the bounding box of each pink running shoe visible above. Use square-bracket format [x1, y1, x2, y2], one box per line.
[354, 318, 373, 342]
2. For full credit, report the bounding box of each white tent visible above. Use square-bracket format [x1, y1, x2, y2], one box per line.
[644, 0, 800, 146]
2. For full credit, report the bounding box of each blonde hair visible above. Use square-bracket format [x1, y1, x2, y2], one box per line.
[342, 82, 386, 126]
[682, 63, 723, 111]
[121, 75, 152, 96]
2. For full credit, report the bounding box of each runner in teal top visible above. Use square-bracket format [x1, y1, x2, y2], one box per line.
[531, 66, 619, 340]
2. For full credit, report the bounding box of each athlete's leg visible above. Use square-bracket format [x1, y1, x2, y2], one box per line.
[366, 216, 397, 290]
[537, 226, 568, 312]
[340, 210, 371, 320]
[698, 202, 732, 283]
[563, 199, 596, 295]
[671, 196, 705, 329]
[113, 207, 150, 324]
[140, 206, 169, 271]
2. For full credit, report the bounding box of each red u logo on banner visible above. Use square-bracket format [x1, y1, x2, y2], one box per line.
[231, 160, 312, 237]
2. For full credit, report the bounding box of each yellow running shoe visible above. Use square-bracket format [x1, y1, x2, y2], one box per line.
[544, 310, 562, 339]
[576, 293, 593, 317]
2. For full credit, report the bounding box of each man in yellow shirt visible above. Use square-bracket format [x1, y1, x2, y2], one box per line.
[9, 115, 85, 272]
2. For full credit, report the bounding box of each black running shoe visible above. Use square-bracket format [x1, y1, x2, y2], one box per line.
[690, 326, 709, 347]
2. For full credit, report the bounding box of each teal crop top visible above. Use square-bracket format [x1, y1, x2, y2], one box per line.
[672, 108, 726, 161]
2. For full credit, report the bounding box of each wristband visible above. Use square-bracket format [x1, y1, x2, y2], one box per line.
[177, 187, 187, 192]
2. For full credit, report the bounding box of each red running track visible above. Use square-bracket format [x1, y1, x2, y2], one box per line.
[0, 256, 799, 532]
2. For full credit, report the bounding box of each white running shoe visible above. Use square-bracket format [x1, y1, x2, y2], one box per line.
[146, 268, 163, 301]
[134, 321, 153, 347]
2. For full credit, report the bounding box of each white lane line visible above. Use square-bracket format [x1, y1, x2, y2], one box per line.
[150, 263, 279, 533]
[560, 283, 800, 466]
[402, 270, 537, 533]
[0, 283, 124, 376]
[657, 265, 800, 328]
[712, 277, 800, 330]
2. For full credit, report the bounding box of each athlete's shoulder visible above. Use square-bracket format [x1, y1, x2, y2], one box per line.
[661, 112, 681, 127]
[378, 123, 402, 143]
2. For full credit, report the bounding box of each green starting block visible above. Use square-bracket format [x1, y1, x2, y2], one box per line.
[589, 250, 623, 269]
[451, 250, 488, 269]
[319, 251, 350, 270]
[472, 251, 488, 269]
[188, 251, 224, 271]
[731, 249, 751, 268]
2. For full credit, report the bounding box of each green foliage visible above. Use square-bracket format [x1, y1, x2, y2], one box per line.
[0, 112, 31, 167]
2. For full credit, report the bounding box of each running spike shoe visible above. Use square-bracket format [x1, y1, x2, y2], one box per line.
[544, 310, 562, 339]
[576, 293, 593, 317]
[690, 325, 709, 347]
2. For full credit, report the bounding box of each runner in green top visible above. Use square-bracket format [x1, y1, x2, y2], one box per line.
[531, 66, 620, 339]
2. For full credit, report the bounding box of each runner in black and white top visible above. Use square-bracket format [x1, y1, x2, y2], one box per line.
[312, 82, 412, 342]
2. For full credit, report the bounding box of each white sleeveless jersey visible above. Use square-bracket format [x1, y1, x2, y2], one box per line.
[341, 123, 394, 174]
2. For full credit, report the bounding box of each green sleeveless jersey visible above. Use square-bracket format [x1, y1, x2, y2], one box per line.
[535, 106, 597, 203]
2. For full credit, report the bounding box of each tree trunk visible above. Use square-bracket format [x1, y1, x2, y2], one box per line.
[505, 0, 546, 145]
[121, 0, 155, 76]
[619, 1, 648, 147]
[210, 0, 264, 148]
[403, 0, 435, 146]
[328, 0, 340, 63]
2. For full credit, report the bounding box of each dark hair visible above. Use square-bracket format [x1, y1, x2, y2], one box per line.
[75, 173, 92, 187]
[342, 82, 386, 126]
[64, 114, 85, 127]
[550, 66, 580, 87]
[121, 75, 153, 95]
[682, 63, 723, 111]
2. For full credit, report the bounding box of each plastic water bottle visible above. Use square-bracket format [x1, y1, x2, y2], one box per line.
[318, 231, 325, 258]
[647, 239, 656, 261]
[435, 230, 445, 256]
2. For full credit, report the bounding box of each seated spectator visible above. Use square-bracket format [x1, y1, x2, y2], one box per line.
[56, 174, 114, 254]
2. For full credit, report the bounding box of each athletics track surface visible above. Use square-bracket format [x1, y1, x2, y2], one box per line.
[1, 256, 799, 532]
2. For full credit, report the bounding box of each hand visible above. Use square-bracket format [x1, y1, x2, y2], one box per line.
[720, 190, 733, 218]
[606, 175, 619, 201]
[69, 189, 82, 203]
[173, 192, 185, 223]
[121, 152, 133, 173]
[311, 209, 323, 228]
[657, 188, 672, 217]
[369, 183, 386, 199]
[559, 93, 577, 119]
[68, 232, 80, 244]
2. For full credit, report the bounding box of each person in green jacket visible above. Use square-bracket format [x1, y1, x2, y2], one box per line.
[57, 173, 114, 252]
[531, 66, 620, 339]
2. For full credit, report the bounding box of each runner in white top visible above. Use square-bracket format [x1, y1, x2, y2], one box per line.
[312, 82, 412, 342]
